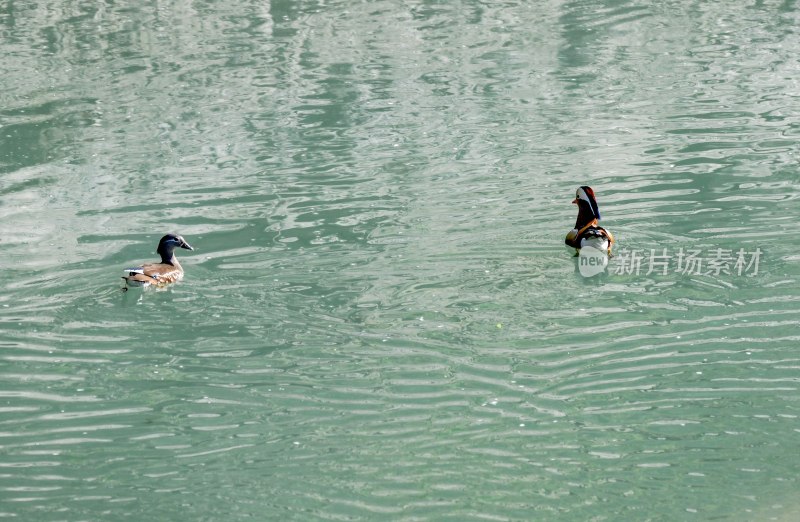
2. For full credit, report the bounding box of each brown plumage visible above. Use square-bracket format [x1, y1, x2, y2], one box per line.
[122, 234, 194, 288]
[565, 186, 614, 255]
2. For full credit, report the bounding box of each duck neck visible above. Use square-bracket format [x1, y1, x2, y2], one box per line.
[158, 245, 178, 266]
[575, 201, 598, 230]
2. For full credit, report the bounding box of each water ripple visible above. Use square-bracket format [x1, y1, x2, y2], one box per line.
[1, 0, 800, 520]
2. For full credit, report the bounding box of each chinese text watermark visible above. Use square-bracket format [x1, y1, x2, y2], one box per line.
[579, 247, 762, 278]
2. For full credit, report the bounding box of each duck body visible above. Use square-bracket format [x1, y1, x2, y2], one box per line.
[565, 186, 614, 255]
[122, 234, 194, 288]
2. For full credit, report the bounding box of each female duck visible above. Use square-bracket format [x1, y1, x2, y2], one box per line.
[122, 234, 194, 288]
[565, 186, 614, 255]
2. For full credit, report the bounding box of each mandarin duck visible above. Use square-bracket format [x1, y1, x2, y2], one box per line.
[565, 186, 614, 255]
[122, 234, 194, 289]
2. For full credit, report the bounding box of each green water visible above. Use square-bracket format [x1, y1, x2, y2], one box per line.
[2, 1, 799, 520]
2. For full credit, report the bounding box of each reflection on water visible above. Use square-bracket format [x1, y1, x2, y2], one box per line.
[1, 0, 799, 520]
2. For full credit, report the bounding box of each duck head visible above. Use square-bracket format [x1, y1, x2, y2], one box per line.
[572, 186, 601, 228]
[157, 234, 194, 264]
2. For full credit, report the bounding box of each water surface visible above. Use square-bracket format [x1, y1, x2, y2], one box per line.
[2, 1, 800, 520]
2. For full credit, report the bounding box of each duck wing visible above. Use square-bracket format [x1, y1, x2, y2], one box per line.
[122, 263, 183, 287]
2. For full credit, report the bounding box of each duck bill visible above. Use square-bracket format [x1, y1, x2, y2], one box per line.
[181, 242, 194, 251]
[571, 198, 578, 204]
